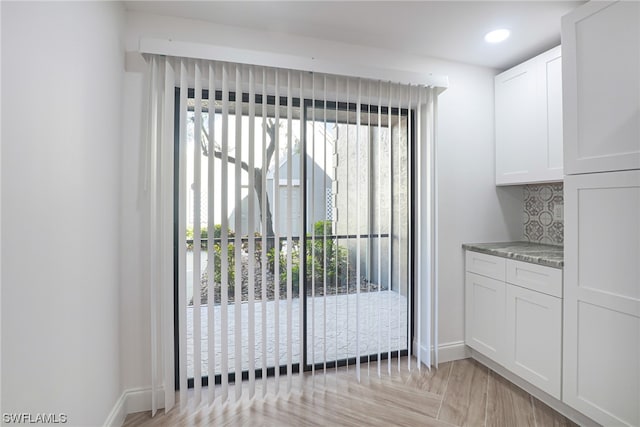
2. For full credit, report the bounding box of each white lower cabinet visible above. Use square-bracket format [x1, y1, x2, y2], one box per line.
[505, 284, 562, 399]
[563, 171, 640, 427]
[465, 251, 563, 398]
[465, 272, 506, 365]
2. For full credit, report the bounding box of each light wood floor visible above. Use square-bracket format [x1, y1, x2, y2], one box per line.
[123, 358, 579, 427]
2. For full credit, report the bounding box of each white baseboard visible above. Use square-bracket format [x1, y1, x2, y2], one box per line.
[437, 341, 470, 363]
[103, 392, 127, 427]
[413, 340, 470, 367]
[469, 348, 600, 427]
[104, 387, 165, 427]
[126, 387, 165, 414]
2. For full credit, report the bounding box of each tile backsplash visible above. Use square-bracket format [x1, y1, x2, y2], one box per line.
[523, 183, 564, 246]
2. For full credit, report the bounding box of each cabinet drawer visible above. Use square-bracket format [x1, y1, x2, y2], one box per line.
[465, 251, 506, 281]
[506, 259, 562, 298]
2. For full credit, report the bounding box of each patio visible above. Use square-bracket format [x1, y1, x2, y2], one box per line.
[186, 290, 408, 378]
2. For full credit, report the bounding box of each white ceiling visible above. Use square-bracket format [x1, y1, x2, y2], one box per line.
[125, 1, 585, 71]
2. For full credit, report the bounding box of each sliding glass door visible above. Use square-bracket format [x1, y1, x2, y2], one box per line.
[303, 99, 410, 371]
[178, 83, 411, 387]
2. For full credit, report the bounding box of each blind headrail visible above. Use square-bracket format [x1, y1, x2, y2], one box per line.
[139, 37, 449, 91]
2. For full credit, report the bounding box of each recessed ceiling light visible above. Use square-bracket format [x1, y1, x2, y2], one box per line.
[484, 29, 510, 43]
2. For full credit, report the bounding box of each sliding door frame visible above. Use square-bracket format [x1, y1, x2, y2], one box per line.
[300, 98, 415, 373]
[173, 88, 415, 390]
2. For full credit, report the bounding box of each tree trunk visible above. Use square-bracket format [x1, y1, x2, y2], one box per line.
[253, 168, 275, 251]
[204, 118, 279, 251]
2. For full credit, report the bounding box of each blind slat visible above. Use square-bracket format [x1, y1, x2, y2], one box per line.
[247, 65, 256, 399]
[387, 81, 393, 376]
[206, 63, 216, 404]
[334, 76, 339, 377]
[220, 63, 230, 401]
[178, 59, 189, 407]
[376, 80, 382, 379]
[355, 78, 362, 382]
[416, 88, 423, 370]
[298, 71, 305, 392]
[149, 56, 159, 416]
[234, 65, 243, 402]
[163, 58, 176, 412]
[407, 86, 411, 372]
[322, 75, 328, 384]
[344, 77, 350, 376]
[364, 84, 371, 374]
[397, 83, 402, 374]
[310, 74, 316, 382]
[260, 68, 269, 397]
[273, 70, 281, 395]
[286, 70, 293, 394]
[433, 93, 439, 369]
[193, 61, 203, 404]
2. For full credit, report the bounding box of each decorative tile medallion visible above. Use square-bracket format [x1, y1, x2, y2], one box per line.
[523, 183, 563, 245]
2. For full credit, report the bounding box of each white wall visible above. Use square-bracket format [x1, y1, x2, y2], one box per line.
[0, 1, 3, 416]
[1, 2, 124, 425]
[120, 11, 523, 390]
[119, 69, 150, 392]
[436, 71, 524, 345]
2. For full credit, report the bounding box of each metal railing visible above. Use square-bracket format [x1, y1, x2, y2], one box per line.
[186, 233, 390, 246]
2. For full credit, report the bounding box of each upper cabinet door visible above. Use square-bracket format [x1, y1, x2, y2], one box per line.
[495, 46, 564, 185]
[540, 48, 564, 178]
[495, 57, 539, 185]
[563, 1, 640, 175]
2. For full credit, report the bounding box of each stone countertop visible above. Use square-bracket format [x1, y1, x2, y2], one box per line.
[462, 241, 564, 269]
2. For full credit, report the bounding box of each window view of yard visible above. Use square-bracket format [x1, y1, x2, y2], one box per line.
[183, 95, 409, 380]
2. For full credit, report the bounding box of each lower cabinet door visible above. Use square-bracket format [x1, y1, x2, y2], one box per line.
[564, 171, 640, 426]
[505, 284, 562, 398]
[465, 272, 506, 365]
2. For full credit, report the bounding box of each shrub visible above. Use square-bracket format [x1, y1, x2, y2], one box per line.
[308, 220, 351, 284]
[187, 225, 236, 286]
[266, 244, 299, 297]
[193, 221, 350, 299]
[266, 220, 350, 293]
[185, 226, 209, 250]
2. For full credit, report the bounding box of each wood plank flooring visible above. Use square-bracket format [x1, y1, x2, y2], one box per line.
[438, 358, 487, 427]
[123, 358, 579, 427]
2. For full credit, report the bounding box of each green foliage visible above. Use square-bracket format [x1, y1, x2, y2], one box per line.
[185, 226, 210, 249]
[266, 220, 348, 293]
[211, 238, 236, 288]
[187, 225, 236, 287]
[266, 245, 300, 296]
[306, 220, 348, 286]
[313, 219, 332, 236]
[190, 220, 349, 294]
[212, 226, 235, 287]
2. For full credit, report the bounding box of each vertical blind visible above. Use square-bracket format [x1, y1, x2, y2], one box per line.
[144, 54, 439, 414]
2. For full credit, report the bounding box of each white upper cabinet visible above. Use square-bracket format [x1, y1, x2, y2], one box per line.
[562, 1, 640, 175]
[495, 46, 564, 185]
